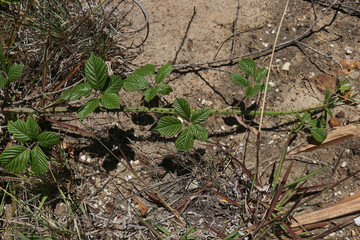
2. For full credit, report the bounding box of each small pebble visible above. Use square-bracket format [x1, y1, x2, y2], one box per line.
[329, 117, 341, 127]
[262, 42, 269, 48]
[341, 162, 347, 168]
[282, 62, 291, 71]
[336, 110, 345, 118]
[80, 155, 86, 161]
[344, 46, 353, 55]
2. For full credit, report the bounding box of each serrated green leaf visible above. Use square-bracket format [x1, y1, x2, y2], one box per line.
[190, 124, 208, 142]
[30, 146, 48, 176]
[175, 129, 194, 151]
[254, 83, 272, 93]
[302, 111, 311, 121]
[308, 119, 320, 128]
[245, 86, 257, 97]
[85, 54, 107, 90]
[154, 116, 182, 136]
[0, 77, 8, 88]
[155, 64, 172, 83]
[298, 111, 311, 122]
[8, 120, 32, 142]
[105, 75, 122, 93]
[134, 64, 155, 77]
[230, 73, 249, 87]
[100, 92, 120, 109]
[143, 87, 157, 102]
[0, 145, 30, 173]
[238, 58, 256, 75]
[155, 83, 173, 95]
[37, 131, 60, 147]
[191, 109, 210, 123]
[61, 83, 92, 101]
[26, 117, 40, 139]
[123, 74, 148, 91]
[7, 64, 24, 82]
[254, 67, 267, 83]
[311, 128, 327, 142]
[173, 98, 191, 119]
[77, 98, 100, 120]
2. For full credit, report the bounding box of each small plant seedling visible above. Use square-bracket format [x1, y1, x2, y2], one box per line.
[230, 58, 271, 97]
[0, 117, 60, 176]
[61, 54, 123, 120]
[123, 63, 173, 102]
[154, 98, 209, 151]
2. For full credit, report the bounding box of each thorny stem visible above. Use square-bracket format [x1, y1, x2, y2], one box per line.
[1, 103, 332, 116]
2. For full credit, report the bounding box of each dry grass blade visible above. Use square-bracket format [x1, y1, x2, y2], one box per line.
[289, 124, 360, 154]
[291, 193, 360, 227]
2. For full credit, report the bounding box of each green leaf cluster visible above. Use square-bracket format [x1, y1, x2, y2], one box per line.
[0, 44, 24, 88]
[295, 111, 328, 143]
[154, 98, 209, 151]
[124, 63, 173, 102]
[0, 117, 60, 176]
[61, 54, 123, 120]
[230, 58, 271, 97]
[294, 78, 359, 143]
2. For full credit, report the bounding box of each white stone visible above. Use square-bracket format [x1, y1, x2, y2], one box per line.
[282, 62, 291, 71]
[345, 46, 352, 55]
[80, 155, 86, 161]
[341, 162, 347, 168]
[262, 42, 269, 48]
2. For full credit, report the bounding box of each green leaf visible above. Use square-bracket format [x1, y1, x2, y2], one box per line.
[238, 58, 256, 75]
[7, 64, 24, 82]
[8, 120, 32, 142]
[324, 90, 332, 103]
[26, 117, 40, 139]
[134, 64, 155, 77]
[297, 111, 310, 122]
[0, 77, 9, 88]
[175, 129, 194, 151]
[61, 83, 92, 101]
[85, 54, 107, 90]
[245, 86, 257, 97]
[154, 116, 182, 136]
[190, 124, 208, 142]
[123, 74, 148, 91]
[191, 109, 210, 123]
[0, 145, 30, 173]
[77, 98, 100, 120]
[155, 64, 172, 83]
[105, 75, 123, 93]
[308, 119, 320, 128]
[339, 83, 351, 92]
[100, 92, 120, 109]
[173, 98, 191, 119]
[155, 83, 173, 95]
[37, 131, 60, 147]
[311, 128, 327, 142]
[143, 87, 157, 102]
[254, 83, 272, 93]
[230, 73, 249, 87]
[254, 67, 267, 83]
[30, 146, 48, 176]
